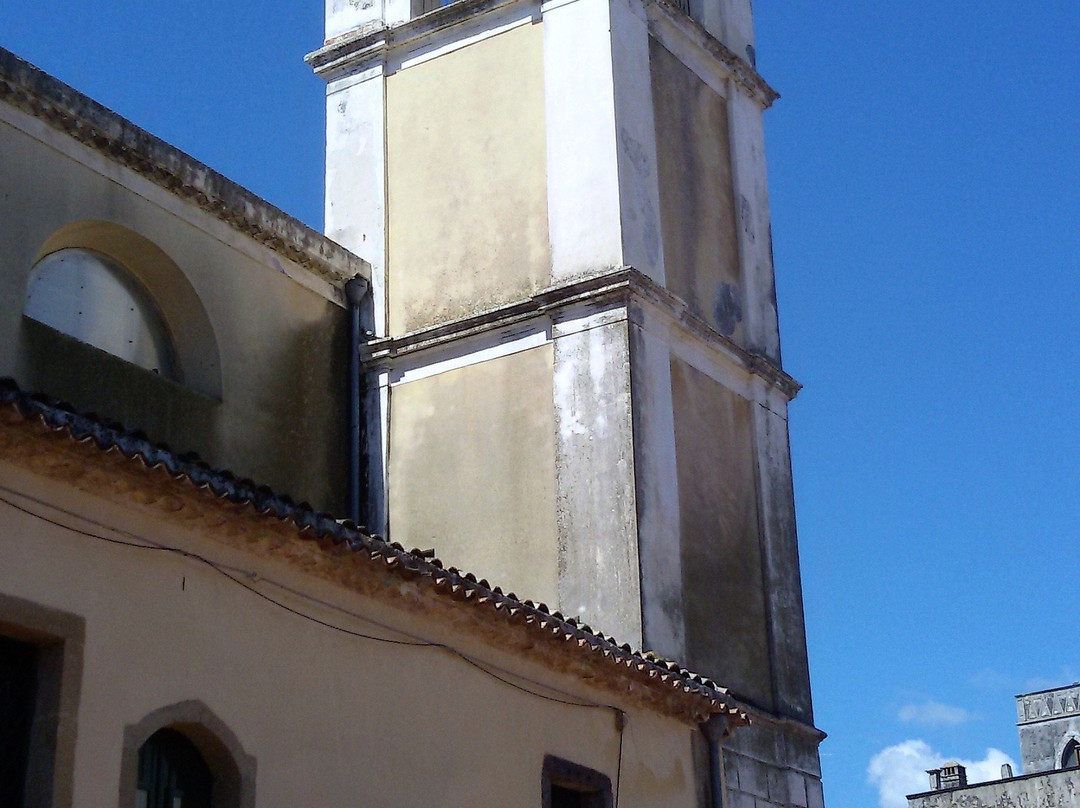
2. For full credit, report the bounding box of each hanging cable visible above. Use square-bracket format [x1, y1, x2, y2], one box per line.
[0, 487, 630, 718]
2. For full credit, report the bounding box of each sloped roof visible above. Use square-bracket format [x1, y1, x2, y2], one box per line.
[0, 378, 749, 726]
[0, 48, 367, 289]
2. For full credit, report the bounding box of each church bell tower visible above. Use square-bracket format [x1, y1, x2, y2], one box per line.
[308, 0, 824, 804]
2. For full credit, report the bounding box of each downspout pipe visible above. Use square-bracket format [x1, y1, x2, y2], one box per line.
[344, 275, 371, 526]
[702, 714, 732, 808]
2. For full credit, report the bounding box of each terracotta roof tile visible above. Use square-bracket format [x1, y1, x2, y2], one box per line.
[0, 377, 748, 726]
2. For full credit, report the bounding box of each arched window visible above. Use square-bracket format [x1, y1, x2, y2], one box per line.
[1063, 739, 1080, 769]
[24, 248, 177, 379]
[120, 701, 255, 808]
[137, 728, 213, 808]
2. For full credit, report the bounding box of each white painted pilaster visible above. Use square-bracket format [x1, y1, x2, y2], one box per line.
[717, 0, 755, 64]
[385, 0, 412, 26]
[749, 377, 812, 722]
[542, 0, 625, 280]
[326, 0, 411, 41]
[627, 320, 685, 660]
[367, 368, 391, 535]
[326, 0, 384, 42]
[326, 62, 390, 533]
[689, 0, 754, 64]
[610, 0, 666, 283]
[325, 65, 388, 337]
[727, 81, 780, 361]
[552, 307, 642, 645]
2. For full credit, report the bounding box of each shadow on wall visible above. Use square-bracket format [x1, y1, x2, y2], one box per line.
[16, 220, 350, 515]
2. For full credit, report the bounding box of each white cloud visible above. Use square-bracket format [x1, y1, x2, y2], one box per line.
[897, 700, 971, 726]
[867, 740, 1015, 808]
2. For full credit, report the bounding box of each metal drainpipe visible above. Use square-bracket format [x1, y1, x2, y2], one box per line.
[703, 714, 732, 808]
[344, 275, 370, 526]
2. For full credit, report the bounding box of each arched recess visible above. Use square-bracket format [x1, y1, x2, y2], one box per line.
[31, 221, 222, 399]
[119, 700, 256, 808]
[1062, 737, 1080, 769]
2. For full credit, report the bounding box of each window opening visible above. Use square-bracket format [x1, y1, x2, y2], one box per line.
[0, 635, 38, 808]
[136, 729, 213, 808]
[543, 756, 612, 808]
[551, 784, 604, 808]
[1063, 739, 1080, 769]
[24, 248, 177, 379]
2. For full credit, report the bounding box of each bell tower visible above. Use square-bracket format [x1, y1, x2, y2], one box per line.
[309, 0, 824, 805]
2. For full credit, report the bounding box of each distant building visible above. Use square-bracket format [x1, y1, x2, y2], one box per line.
[907, 684, 1080, 808]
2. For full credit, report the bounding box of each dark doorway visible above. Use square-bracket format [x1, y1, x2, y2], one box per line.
[0, 635, 38, 808]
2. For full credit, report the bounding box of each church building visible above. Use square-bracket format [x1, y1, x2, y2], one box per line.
[0, 0, 825, 804]
[907, 684, 1080, 808]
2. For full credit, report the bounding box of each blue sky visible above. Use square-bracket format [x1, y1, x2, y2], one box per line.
[3, 2, 1078, 807]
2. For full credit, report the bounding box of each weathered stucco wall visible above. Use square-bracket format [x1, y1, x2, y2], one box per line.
[385, 22, 551, 334]
[723, 717, 825, 808]
[670, 355, 771, 709]
[626, 318, 686, 664]
[554, 315, 642, 647]
[1017, 686, 1080, 773]
[650, 39, 742, 344]
[0, 463, 703, 808]
[908, 770, 1080, 808]
[387, 345, 558, 605]
[0, 115, 348, 513]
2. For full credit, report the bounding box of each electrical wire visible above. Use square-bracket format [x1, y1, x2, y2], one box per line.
[0, 489, 431, 647]
[0, 484, 631, 799]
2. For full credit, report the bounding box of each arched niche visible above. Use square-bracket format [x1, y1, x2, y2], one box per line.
[1062, 737, 1080, 769]
[31, 221, 222, 399]
[119, 700, 256, 808]
[26, 248, 179, 381]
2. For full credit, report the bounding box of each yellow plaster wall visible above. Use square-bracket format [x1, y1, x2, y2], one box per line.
[385, 23, 551, 334]
[0, 464, 702, 808]
[387, 345, 558, 606]
[0, 117, 348, 513]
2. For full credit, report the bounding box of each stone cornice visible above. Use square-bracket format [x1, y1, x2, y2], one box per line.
[644, 0, 778, 108]
[1017, 684, 1080, 725]
[363, 268, 801, 400]
[306, 0, 778, 109]
[0, 47, 369, 292]
[306, 0, 535, 80]
[739, 703, 827, 745]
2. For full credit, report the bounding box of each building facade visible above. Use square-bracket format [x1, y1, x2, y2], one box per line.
[0, 0, 825, 801]
[310, 0, 822, 805]
[907, 684, 1080, 808]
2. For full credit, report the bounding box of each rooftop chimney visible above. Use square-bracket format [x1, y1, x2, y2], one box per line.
[927, 762, 968, 791]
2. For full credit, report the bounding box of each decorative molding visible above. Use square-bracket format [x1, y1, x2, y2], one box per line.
[0, 594, 84, 808]
[363, 268, 802, 400]
[119, 700, 256, 808]
[0, 48, 369, 291]
[307, 0, 539, 79]
[1017, 685, 1080, 725]
[643, 0, 778, 108]
[307, 0, 778, 109]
